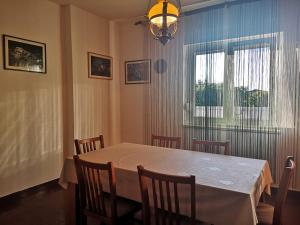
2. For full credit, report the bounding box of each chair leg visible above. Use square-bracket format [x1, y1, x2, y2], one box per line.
[75, 184, 87, 225]
[75, 185, 82, 225]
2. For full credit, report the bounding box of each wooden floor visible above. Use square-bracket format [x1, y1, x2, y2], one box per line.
[0, 181, 65, 225]
[0, 180, 299, 225]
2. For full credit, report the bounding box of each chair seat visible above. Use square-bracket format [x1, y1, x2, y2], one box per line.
[103, 194, 141, 219]
[84, 193, 141, 224]
[256, 202, 274, 225]
[112, 196, 141, 220]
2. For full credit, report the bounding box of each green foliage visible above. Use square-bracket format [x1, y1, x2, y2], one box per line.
[195, 81, 223, 106]
[195, 82, 269, 107]
[234, 87, 269, 107]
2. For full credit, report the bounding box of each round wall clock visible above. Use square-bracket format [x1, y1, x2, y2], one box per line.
[154, 59, 167, 74]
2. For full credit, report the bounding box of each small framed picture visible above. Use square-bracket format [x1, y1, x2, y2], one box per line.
[125, 59, 151, 84]
[88, 52, 112, 79]
[3, 35, 46, 73]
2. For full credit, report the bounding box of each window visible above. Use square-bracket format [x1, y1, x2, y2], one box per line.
[234, 47, 270, 120]
[184, 35, 276, 127]
[195, 52, 225, 118]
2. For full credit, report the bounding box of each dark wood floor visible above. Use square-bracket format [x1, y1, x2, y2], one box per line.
[0, 180, 66, 225]
[0, 180, 299, 225]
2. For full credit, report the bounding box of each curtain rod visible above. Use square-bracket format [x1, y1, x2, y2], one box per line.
[182, 0, 263, 16]
[181, 0, 227, 12]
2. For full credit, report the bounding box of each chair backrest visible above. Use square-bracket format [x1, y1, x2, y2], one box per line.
[74, 135, 104, 155]
[192, 139, 230, 155]
[73, 155, 117, 222]
[137, 165, 196, 225]
[273, 156, 296, 225]
[151, 135, 181, 149]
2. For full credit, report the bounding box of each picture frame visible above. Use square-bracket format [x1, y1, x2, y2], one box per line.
[3, 35, 46, 74]
[88, 52, 112, 79]
[125, 59, 151, 84]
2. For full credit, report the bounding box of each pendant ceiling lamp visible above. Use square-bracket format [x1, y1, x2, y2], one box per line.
[147, 0, 181, 45]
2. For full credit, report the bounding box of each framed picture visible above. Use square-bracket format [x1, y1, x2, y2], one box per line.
[3, 35, 46, 73]
[88, 52, 112, 79]
[125, 59, 151, 84]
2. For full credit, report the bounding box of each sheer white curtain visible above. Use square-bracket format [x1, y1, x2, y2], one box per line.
[144, 22, 184, 144]
[143, 0, 300, 189]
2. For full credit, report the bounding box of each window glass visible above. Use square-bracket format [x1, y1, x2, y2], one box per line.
[195, 52, 225, 118]
[234, 47, 270, 107]
[234, 47, 270, 120]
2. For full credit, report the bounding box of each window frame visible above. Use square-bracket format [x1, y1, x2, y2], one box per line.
[183, 33, 280, 128]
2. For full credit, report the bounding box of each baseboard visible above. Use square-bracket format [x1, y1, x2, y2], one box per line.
[0, 179, 60, 204]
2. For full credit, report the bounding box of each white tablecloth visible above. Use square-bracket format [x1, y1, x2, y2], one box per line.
[59, 143, 272, 225]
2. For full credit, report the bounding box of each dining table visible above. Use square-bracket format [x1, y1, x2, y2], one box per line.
[59, 142, 273, 225]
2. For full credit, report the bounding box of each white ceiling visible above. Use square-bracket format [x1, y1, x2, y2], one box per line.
[50, 0, 211, 20]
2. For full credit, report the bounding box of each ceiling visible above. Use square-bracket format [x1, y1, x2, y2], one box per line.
[50, 0, 211, 20]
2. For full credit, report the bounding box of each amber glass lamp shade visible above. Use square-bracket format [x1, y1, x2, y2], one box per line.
[147, 0, 180, 45]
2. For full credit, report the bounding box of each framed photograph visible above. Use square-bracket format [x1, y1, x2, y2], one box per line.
[3, 35, 46, 73]
[88, 52, 112, 79]
[125, 59, 151, 84]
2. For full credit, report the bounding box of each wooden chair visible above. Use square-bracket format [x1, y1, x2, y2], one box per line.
[192, 139, 230, 155]
[137, 165, 196, 225]
[74, 134, 104, 155]
[256, 156, 296, 225]
[73, 155, 141, 225]
[151, 134, 181, 149]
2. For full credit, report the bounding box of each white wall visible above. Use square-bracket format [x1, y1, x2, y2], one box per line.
[65, 5, 121, 155]
[70, 5, 110, 151]
[0, 0, 63, 196]
[119, 20, 148, 144]
[109, 21, 121, 145]
[0, 1, 121, 196]
[118, 20, 184, 145]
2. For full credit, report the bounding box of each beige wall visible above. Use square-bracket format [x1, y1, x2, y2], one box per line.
[119, 20, 148, 144]
[109, 21, 121, 145]
[0, 1, 121, 196]
[118, 20, 184, 145]
[66, 5, 121, 155]
[69, 5, 111, 153]
[0, 0, 63, 196]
